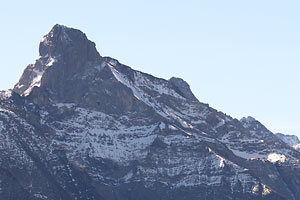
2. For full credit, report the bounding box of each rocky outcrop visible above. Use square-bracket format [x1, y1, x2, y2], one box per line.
[13, 25, 150, 115]
[276, 133, 300, 151]
[14, 24, 101, 96]
[168, 77, 197, 101]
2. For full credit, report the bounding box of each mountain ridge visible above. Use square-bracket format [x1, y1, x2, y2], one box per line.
[0, 24, 300, 200]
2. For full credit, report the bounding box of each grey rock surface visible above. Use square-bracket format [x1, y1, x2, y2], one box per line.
[276, 133, 300, 151]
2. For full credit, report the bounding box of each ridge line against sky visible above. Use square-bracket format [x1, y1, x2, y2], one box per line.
[0, 0, 299, 137]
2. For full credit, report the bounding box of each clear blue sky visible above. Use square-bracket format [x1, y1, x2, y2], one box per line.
[1, 0, 299, 137]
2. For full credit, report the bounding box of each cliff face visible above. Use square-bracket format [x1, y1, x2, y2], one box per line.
[0, 25, 299, 200]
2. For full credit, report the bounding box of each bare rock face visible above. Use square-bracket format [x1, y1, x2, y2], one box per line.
[168, 77, 197, 101]
[37, 24, 102, 102]
[13, 25, 149, 114]
[276, 133, 300, 151]
[1, 25, 300, 200]
[14, 24, 101, 96]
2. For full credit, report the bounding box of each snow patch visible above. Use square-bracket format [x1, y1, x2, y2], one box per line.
[294, 144, 300, 150]
[214, 118, 225, 130]
[267, 153, 287, 163]
[108, 63, 168, 118]
[23, 70, 43, 96]
[159, 122, 166, 130]
[262, 184, 272, 196]
[55, 103, 75, 109]
[51, 107, 158, 164]
[168, 125, 178, 130]
[217, 155, 225, 168]
[34, 193, 48, 199]
[0, 90, 12, 99]
[23, 57, 57, 96]
[231, 149, 265, 159]
[40, 36, 48, 44]
[134, 71, 184, 99]
[166, 111, 194, 129]
[46, 57, 56, 67]
[252, 184, 259, 194]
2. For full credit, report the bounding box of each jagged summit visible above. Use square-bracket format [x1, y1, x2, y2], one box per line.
[13, 25, 200, 114]
[240, 116, 257, 123]
[13, 25, 106, 106]
[39, 24, 100, 60]
[14, 24, 102, 97]
[168, 77, 197, 101]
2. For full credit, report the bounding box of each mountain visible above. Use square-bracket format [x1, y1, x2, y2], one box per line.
[0, 24, 300, 200]
[276, 133, 300, 151]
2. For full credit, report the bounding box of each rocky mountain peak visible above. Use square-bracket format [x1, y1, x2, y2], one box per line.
[2, 24, 300, 200]
[240, 116, 271, 134]
[39, 24, 100, 61]
[14, 24, 104, 106]
[12, 25, 200, 114]
[168, 77, 197, 101]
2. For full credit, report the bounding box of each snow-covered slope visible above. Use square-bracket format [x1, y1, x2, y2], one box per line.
[0, 24, 299, 200]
